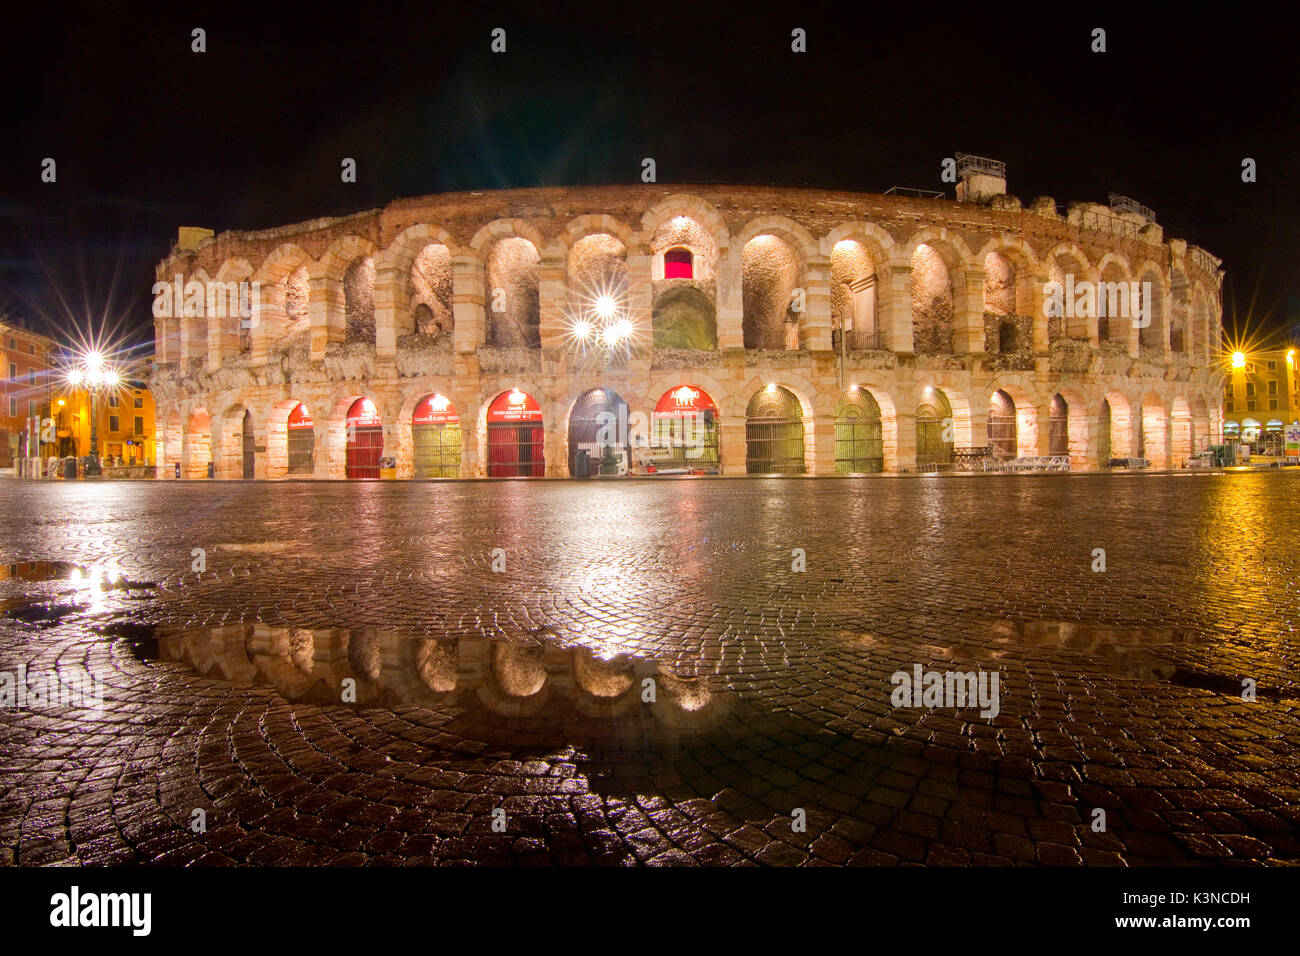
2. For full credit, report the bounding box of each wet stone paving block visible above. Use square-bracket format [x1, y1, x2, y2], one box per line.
[0, 473, 1298, 866]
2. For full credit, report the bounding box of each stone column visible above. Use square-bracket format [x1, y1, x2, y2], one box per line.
[801, 255, 832, 352]
[251, 282, 282, 367]
[715, 246, 744, 349]
[881, 265, 913, 353]
[894, 406, 917, 472]
[537, 244, 567, 350]
[1035, 403, 1053, 456]
[451, 254, 485, 354]
[373, 264, 403, 364]
[309, 276, 345, 362]
[955, 268, 986, 354]
[544, 397, 567, 477]
[719, 417, 746, 475]
[811, 412, 836, 475]
[626, 250, 653, 349]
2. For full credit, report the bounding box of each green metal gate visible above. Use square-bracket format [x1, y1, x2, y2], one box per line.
[835, 391, 883, 473]
[915, 391, 954, 472]
[746, 387, 805, 474]
[413, 422, 462, 478]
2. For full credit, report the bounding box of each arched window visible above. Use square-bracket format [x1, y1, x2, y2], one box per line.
[664, 247, 694, 280]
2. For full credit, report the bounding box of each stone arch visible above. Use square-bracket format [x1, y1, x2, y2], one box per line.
[1169, 265, 1190, 354]
[652, 284, 716, 349]
[567, 232, 629, 324]
[829, 237, 880, 350]
[480, 387, 546, 478]
[378, 223, 463, 274]
[848, 381, 900, 472]
[640, 194, 730, 252]
[1044, 243, 1093, 341]
[822, 222, 896, 269]
[468, 218, 547, 257]
[1096, 257, 1133, 345]
[561, 214, 636, 252]
[254, 243, 314, 354]
[915, 386, 955, 471]
[992, 378, 1043, 456]
[215, 402, 255, 479]
[1049, 386, 1090, 464]
[745, 384, 807, 474]
[1191, 284, 1214, 360]
[982, 250, 1016, 316]
[834, 387, 883, 473]
[471, 221, 543, 349]
[317, 234, 380, 284]
[180, 267, 211, 364]
[409, 242, 455, 337]
[647, 212, 720, 281]
[733, 216, 818, 268]
[908, 242, 957, 355]
[741, 232, 802, 350]
[1134, 263, 1168, 351]
[265, 398, 308, 480]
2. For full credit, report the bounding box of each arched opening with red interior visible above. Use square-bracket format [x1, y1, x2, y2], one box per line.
[647, 384, 720, 473]
[287, 402, 315, 476]
[345, 398, 383, 479]
[412, 393, 461, 478]
[664, 247, 694, 279]
[487, 389, 544, 477]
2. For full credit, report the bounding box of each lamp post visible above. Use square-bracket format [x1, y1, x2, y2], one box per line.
[65, 351, 119, 479]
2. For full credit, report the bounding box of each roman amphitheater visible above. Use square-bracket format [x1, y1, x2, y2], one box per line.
[148, 178, 1225, 479]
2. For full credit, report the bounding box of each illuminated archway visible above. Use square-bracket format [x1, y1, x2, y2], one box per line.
[345, 398, 383, 479]
[286, 402, 316, 476]
[412, 393, 461, 478]
[487, 389, 544, 477]
[835, 390, 883, 474]
[987, 389, 1017, 459]
[568, 388, 629, 476]
[916, 389, 954, 471]
[746, 386, 805, 474]
[650, 385, 720, 473]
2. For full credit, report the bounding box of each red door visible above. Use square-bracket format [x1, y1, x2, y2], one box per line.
[487, 390, 544, 476]
[345, 398, 383, 479]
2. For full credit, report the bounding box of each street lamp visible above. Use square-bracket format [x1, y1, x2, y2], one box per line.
[65, 351, 121, 478]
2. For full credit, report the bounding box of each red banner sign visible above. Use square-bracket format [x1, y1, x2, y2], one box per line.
[287, 402, 314, 429]
[413, 393, 459, 426]
[488, 389, 543, 424]
[346, 397, 382, 428]
[653, 384, 717, 417]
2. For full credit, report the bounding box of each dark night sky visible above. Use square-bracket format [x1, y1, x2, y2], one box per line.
[3, 1, 1298, 351]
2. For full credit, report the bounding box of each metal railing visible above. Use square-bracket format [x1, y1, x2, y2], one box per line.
[1107, 193, 1157, 222]
[884, 186, 945, 199]
[956, 153, 1006, 178]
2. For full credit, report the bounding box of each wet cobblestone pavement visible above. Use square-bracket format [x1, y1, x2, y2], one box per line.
[1, 473, 1298, 867]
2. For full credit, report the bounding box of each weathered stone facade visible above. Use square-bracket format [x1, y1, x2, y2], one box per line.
[149, 184, 1225, 477]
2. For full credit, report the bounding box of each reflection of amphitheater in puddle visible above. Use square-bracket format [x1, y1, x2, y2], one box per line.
[144, 623, 733, 737]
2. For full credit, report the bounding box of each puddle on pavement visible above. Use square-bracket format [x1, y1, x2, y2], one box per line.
[0, 561, 157, 628]
[134, 623, 734, 742]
